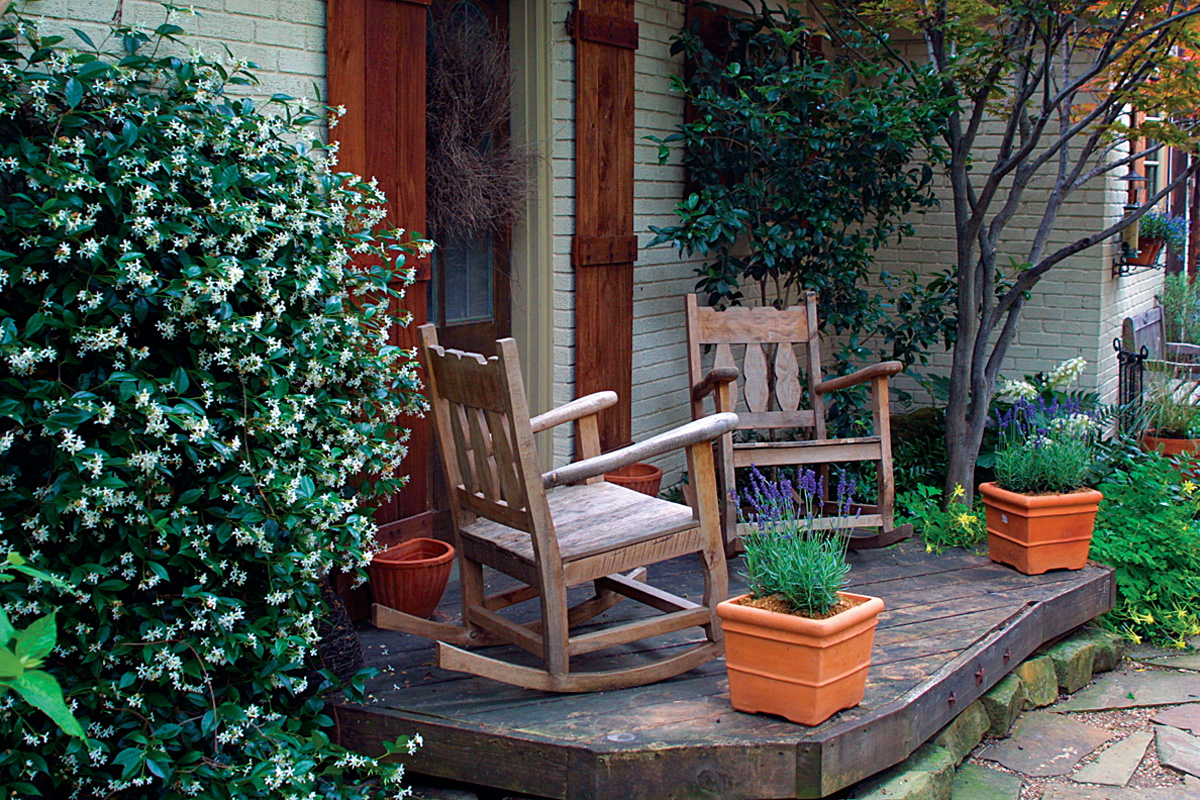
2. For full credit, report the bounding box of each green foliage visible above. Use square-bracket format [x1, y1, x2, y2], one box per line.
[1091, 457, 1200, 648]
[897, 484, 986, 553]
[1160, 272, 1200, 345]
[0, 554, 84, 739]
[649, 1, 956, 372]
[1137, 211, 1187, 254]
[0, 5, 423, 797]
[992, 398, 1098, 494]
[737, 467, 853, 616]
[1140, 370, 1200, 439]
[891, 407, 950, 496]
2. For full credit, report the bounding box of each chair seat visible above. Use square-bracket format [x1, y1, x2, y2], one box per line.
[460, 481, 698, 575]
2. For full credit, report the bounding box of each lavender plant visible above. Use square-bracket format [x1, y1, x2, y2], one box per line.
[737, 467, 856, 616]
[993, 398, 1098, 494]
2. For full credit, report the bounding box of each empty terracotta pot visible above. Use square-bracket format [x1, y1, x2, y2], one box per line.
[369, 538, 455, 619]
[604, 462, 664, 497]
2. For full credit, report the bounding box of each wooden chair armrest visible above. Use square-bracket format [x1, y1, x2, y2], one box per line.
[542, 413, 739, 489]
[530, 391, 618, 434]
[1165, 341, 1200, 358]
[691, 367, 740, 402]
[814, 361, 904, 395]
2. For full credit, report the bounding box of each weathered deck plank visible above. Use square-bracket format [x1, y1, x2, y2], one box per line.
[334, 540, 1115, 800]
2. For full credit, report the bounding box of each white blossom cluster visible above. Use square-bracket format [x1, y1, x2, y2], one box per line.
[0, 6, 426, 799]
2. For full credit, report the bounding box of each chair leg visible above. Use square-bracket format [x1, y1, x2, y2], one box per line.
[459, 557, 490, 641]
[541, 579, 571, 677]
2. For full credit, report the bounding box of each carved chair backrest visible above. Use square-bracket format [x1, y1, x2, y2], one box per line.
[685, 292, 828, 440]
[418, 325, 560, 566]
[1122, 305, 1165, 360]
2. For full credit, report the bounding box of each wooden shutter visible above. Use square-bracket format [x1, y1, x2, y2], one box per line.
[572, 0, 637, 451]
[329, 0, 434, 534]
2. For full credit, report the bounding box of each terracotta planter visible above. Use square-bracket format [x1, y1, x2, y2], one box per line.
[716, 591, 885, 725]
[979, 482, 1102, 575]
[368, 538, 455, 619]
[604, 462, 663, 497]
[1139, 431, 1200, 458]
[1125, 238, 1164, 266]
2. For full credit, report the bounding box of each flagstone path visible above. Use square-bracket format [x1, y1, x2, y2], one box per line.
[955, 647, 1200, 800]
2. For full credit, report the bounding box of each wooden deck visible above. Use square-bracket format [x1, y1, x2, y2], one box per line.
[332, 540, 1115, 800]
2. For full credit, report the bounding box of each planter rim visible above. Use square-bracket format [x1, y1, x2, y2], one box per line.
[979, 481, 1102, 510]
[371, 537, 455, 568]
[717, 591, 884, 636]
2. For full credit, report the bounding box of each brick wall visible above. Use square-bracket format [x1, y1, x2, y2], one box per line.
[27, 0, 326, 104]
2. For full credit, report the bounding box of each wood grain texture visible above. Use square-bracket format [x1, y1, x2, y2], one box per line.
[334, 540, 1115, 799]
[573, 0, 636, 452]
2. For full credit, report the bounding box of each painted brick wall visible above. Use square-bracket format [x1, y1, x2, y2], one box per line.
[26, 0, 327, 104]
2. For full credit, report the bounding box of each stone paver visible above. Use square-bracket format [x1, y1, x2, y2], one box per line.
[1075, 628, 1128, 673]
[1015, 655, 1059, 709]
[1070, 730, 1152, 786]
[1044, 785, 1200, 800]
[933, 701, 990, 763]
[1152, 704, 1200, 734]
[979, 711, 1112, 776]
[850, 744, 956, 800]
[1048, 638, 1098, 693]
[1157, 724, 1200, 779]
[982, 674, 1027, 738]
[1054, 670, 1200, 712]
[950, 763, 1022, 800]
[1143, 654, 1200, 671]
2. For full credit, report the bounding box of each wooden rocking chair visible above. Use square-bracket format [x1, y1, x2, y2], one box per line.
[685, 292, 913, 555]
[372, 324, 739, 692]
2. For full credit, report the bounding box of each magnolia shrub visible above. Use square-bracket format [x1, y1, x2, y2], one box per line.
[0, 5, 424, 798]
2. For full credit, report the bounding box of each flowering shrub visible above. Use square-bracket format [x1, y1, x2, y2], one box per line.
[992, 398, 1098, 494]
[737, 467, 854, 616]
[998, 357, 1088, 402]
[0, 6, 424, 798]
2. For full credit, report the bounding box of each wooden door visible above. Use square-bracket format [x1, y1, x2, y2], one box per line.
[427, 0, 514, 356]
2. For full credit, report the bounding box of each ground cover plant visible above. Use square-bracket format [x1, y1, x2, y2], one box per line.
[1091, 455, 1200, 648]
[0, 4, 423, 797]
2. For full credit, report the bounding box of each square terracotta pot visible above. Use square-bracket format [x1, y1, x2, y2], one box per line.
[979, 482, 1102, 575]
[716, 591, 884, 725]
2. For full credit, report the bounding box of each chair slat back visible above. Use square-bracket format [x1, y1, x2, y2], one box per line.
[685, 293, 826, 436]
[419, 327, 552, 556]
[1123, 306, 1165, 360]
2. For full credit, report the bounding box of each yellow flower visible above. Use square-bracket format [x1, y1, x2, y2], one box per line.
[951, 484, 966, 500]
[1184, 480, 1197, 496]
[954, 512, 977, 529]
[1132, 610, 1155, 625]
